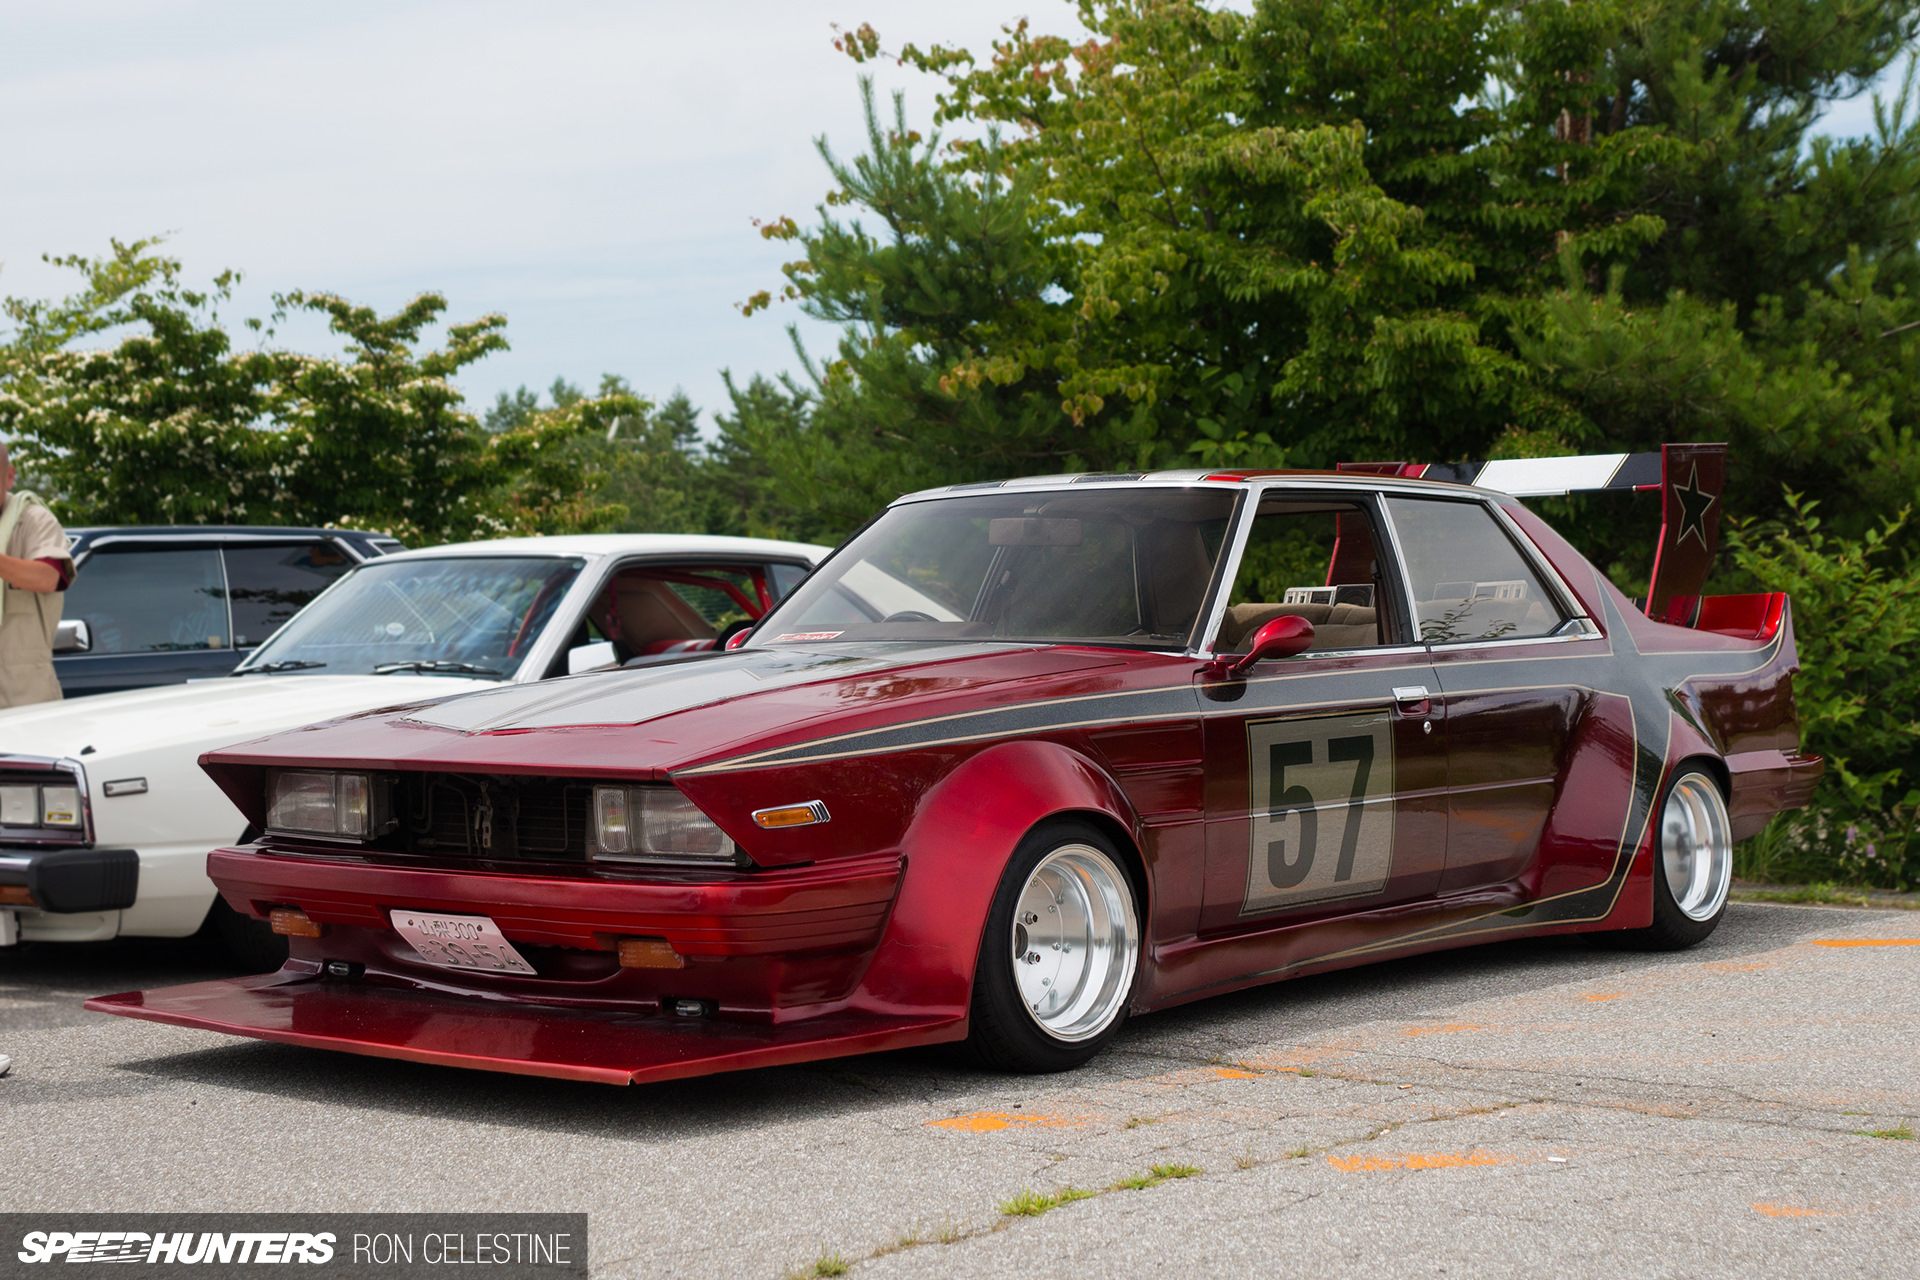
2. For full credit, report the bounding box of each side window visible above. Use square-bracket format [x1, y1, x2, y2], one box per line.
[64, 546, 229, 654]
[1218, 499, 1393, 653]
[223, 542, 357, 648]
[768, 561, 810, 601]
[1383, 498, 1567, 644]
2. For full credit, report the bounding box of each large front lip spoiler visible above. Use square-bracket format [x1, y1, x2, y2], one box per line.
[85, 971, 961, 1085]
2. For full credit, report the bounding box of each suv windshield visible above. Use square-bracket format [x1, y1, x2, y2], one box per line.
[755, 488, 1238, 649]
[234, 556, 584, 678]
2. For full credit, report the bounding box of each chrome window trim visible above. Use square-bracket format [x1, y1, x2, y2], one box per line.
[1425, 629, 1603, 652]
[1371, 495, 1426, 645]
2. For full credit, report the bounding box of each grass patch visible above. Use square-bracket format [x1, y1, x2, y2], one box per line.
[1855, 1123, 1915, 1140]
[933, 1217, 965, 1244]
[1287, 1145, 1312, 1159]
[1112, 1163, 1202, 1191]
[813, 1254, 849, 1278]
[1733, 882, 1920, 910]
[1235, 1145, 1257, 1170]
[999, 1187, 1096, 1217]
[1125, 1115, 1156, 1129]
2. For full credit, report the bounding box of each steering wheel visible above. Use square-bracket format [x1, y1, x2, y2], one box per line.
[883, 611, 937, 623]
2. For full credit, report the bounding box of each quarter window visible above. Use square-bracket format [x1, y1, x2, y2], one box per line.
[1383, 498, 1567, 644]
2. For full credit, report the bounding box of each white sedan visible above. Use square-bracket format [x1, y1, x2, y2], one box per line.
[0, 533, 828, 966]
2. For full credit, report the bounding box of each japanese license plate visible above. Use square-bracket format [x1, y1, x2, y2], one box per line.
[389, 910, 536, 975]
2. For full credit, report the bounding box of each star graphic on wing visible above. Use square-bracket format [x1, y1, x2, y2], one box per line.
[1671, 463, 1717, 549]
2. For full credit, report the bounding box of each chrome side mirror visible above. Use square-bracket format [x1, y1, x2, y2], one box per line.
[1208, 615, 1315, 679]
[54, 619, 91, 654]
[566, 640, 617, 675]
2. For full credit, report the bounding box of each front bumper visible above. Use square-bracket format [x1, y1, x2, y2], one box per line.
[0, 846, 139, 913]
[204, 846, 904, 1018]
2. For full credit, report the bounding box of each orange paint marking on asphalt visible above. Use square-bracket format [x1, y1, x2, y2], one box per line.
[1402, 1024, 1485, 1037]
[1211, 1067, 1265, 1079]
[1751, 1202, 1839, 1218]
[1326, 1149, 1514, 1173]
[1809, 939, 1920, 948]
[1582, 993, 1623, 1002]
[926, 1111, 1087, 1132]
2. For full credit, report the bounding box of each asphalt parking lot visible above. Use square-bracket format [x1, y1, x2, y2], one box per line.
[2, 902, 1916, 1279]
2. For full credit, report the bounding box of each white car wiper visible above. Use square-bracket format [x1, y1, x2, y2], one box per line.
[235, 660, 328, 675]
[372, 660, 504, 677]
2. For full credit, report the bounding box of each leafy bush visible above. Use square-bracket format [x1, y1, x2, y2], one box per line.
[1726, 494, 1920, 887]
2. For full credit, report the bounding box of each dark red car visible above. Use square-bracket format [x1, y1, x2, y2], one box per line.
[93, 449, 1821, 1084]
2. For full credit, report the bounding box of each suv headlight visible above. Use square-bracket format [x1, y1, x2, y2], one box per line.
[592, 786, 737, 866]
[266, 770, 386, 840]
[0, 781, 82, 829]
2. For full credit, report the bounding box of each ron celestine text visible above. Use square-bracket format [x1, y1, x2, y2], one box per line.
[0, 1214, 587, 1279]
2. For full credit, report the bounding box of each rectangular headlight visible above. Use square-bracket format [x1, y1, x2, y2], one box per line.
[266, 770, 380, 840]
[0, 781, 83, 829]
[591, 786, 736, 866]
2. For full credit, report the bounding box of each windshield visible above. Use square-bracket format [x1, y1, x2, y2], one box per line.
[755, 488, 1239, 649]
[235, 556, 584, 678]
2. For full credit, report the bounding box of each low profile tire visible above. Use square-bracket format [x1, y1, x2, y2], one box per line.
[207, 897, 289, 973]
[963, 821, 1142, 1073]
[1613, 768, 1734, 951]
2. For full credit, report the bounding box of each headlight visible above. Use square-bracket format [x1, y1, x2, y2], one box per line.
[0, 781, 83, 829]
[592, 786, 737, 866]
[266, 770, 383, 840]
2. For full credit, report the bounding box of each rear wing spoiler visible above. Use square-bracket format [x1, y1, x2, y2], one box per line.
[1340, 443, 1726, 626]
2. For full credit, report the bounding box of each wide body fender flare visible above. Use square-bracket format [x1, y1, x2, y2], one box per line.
[847, 739, 1141, 1026]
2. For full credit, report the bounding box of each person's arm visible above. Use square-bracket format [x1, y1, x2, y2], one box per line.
[0, 553, 59, 593]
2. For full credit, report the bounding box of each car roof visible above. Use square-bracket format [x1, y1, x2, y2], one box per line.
[67, 525, 394, 540]
[377, 533, 834, 563]
[894, 468, 1508, 503]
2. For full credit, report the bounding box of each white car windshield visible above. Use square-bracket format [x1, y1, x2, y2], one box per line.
[234, 556, 584, 678]
[754, 488, 1239, 649]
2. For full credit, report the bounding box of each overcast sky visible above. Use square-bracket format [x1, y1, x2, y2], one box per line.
[0, 1, 1904, 430]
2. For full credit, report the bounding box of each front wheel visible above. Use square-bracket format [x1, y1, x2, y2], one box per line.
[964, 821, 1142, 1073]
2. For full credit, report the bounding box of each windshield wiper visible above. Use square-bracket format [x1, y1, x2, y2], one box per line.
[234, 660, 328, 676]
[372, 660, 504, 677]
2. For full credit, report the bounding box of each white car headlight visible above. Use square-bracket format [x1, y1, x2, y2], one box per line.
[0, 781, 83, 829]
[266, 770, 382, 840]
[592, 786, 736, 866]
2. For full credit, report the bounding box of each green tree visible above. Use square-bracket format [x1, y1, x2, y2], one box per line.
[0, 240, 624, 543]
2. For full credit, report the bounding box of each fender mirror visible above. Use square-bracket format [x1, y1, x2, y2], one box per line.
[1210, 615, 1315, 679]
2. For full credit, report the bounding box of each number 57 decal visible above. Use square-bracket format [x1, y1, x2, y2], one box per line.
[1242, 710, 1397, 916]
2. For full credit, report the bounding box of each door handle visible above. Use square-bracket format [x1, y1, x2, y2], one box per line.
[1391, 685, 1432, 718]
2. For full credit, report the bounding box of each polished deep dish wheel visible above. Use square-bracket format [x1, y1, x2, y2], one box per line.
[1010, 843, 1140, 1042]
[1660, 770, 1734, 923]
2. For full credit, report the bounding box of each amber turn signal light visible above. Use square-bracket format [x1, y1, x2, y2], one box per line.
[269, 907, 323, 938]
[617, 937, 685, 970]
[751, 800, 831, 829]
[0, 885, 34, 907]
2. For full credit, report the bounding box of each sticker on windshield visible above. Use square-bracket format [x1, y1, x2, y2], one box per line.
[772, 631, 843, 642]
[1242, 710, 1396, 916]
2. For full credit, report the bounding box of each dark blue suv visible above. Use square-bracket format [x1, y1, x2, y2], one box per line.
[54, 526, 403, 697]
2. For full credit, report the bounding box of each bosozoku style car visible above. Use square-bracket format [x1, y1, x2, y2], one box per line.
[91, 446, 1821, 1083]
[0, 534, 827, 964]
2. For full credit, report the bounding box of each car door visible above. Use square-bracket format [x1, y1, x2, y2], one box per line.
[1379, 495, 1596, 896]
[54, 540, 236, 696]
[1197, 491, 1450, 934]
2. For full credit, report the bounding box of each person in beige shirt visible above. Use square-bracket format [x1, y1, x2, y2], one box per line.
[0, 440, 76, 709]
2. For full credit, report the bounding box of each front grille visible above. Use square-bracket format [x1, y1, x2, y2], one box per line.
[391, 773, 593, 862]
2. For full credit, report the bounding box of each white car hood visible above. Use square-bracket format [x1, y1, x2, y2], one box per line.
[0, 674, 494, 763]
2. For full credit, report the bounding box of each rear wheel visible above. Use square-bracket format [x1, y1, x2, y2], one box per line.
[964, 821, 1141, 1073]
[1615, 768, 1734, 951]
